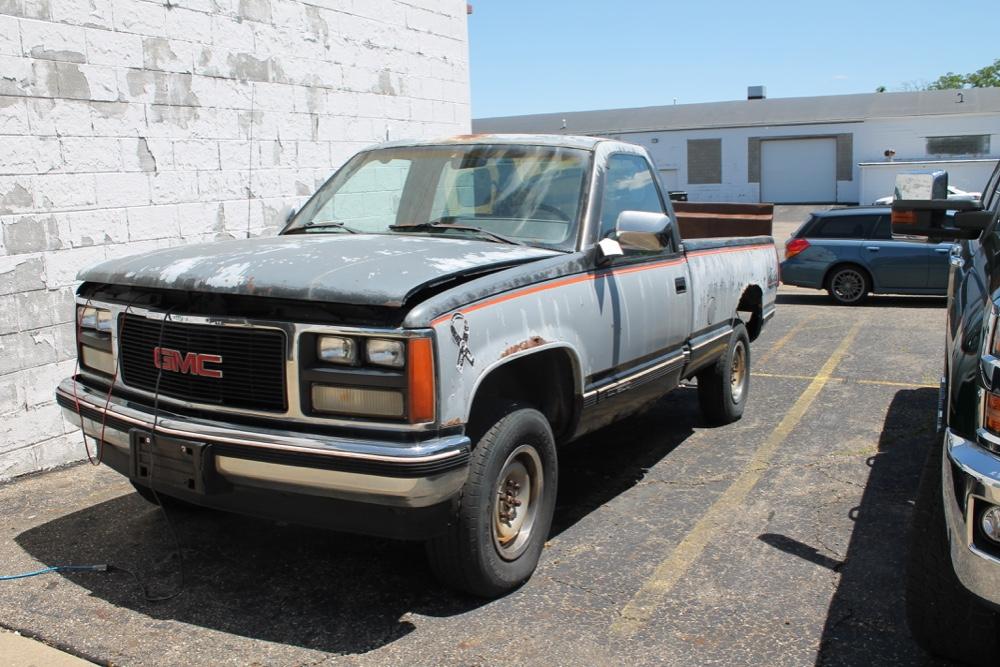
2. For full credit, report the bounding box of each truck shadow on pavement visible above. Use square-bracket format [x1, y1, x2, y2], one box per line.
[776, 294, 947, 309]
[13, 390, 700, 656]
[762, 388, 940, 666]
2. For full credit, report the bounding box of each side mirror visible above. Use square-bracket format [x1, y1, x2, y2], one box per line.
[614, 210, 673, 252]
[954, 209, 993, 232]
[889, 170, 988, 240]
[892, 199, 984, 240]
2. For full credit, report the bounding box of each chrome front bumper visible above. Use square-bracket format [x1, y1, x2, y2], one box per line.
[943, 428, 1000, 607]
[57, 377, 470, 510]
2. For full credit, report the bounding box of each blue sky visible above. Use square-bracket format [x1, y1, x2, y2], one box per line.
[467, 0, 996, 118]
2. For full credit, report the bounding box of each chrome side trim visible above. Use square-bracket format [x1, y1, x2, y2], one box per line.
[76, 297, 436, 433]
[57, 378, 466, 465]
[583, 348, 688, 405]
[689, 326, 732, 352]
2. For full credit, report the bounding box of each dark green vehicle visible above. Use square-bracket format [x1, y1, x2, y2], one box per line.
[893, 165, 1000, 665]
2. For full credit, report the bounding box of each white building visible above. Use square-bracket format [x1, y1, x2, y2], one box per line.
[0, 0, 471, 479]
[474, 88, 1000, 205]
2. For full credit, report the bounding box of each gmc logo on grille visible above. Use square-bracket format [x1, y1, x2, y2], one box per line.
[153, 347, 224, 379]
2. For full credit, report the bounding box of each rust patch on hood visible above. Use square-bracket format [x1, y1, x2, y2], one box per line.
[502, 336, 548, 358]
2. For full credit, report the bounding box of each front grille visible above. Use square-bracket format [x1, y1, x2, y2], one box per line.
[119, 314, 287, 412]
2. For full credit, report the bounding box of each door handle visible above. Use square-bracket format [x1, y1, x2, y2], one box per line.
[935, 247, 950, 253]
[865, 246, 880, 251]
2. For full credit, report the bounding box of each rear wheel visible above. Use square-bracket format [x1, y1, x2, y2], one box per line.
[905, 433, 1000, 665]
[827, 265, 869, 305]
[697, 322, 750, 425]
[426, 405, 557, 597]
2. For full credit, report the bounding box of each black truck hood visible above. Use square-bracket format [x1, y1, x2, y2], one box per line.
[79, 234, 559, 307]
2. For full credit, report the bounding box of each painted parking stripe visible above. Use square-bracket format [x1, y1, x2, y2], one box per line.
[754, 312, 817, 368]
[610, 318, 863, 637]
[756, 371, 936, 390]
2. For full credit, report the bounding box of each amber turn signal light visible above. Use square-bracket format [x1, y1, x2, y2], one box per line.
[408, 338, 435, 423]
[891, 210, 917, 225]
[986, 392, 1000, 434]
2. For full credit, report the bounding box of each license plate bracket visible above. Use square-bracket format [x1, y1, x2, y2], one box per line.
[130, 430, 210, 495]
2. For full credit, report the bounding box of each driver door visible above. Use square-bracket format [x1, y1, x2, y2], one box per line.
[593, 153, 693, 375]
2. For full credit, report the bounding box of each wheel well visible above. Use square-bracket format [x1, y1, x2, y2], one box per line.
[823, 262, 872, 292]
[466, 349, 577, 444]
[737, 284, 764, 341]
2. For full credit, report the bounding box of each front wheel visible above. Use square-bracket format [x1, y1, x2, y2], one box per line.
[697, 322, 750, 426]
[827, 265, 869, 305]
[426, 405, 557, 597]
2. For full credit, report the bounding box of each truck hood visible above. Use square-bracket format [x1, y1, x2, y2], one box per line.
[79, 234, 560, 307]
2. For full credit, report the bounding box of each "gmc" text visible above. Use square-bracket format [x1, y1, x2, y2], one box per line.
[153, 347, 224, 379]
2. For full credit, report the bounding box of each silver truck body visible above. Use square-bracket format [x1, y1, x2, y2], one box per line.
[56, 135, 777, 539]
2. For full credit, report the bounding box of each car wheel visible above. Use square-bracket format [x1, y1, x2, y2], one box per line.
[905, 433, 1000, 665]
[697, 321, 750, 426]
[426, 404, 558, 598]
[827, 265, 869, 305]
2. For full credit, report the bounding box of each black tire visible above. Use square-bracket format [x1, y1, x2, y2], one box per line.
[697, 321, 750, 426]
[130, 482, 200, 511]
[426, 405, 557, 598]
[905, 432, 1000, 665]
[826, 265, 870, 305]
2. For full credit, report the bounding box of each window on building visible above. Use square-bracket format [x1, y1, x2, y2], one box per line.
[926, 135, 990, 156]
[687, 138, 722, 184]
[599, 153, 665, 239]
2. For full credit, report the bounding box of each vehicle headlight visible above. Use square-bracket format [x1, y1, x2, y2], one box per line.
[77, 305, 115, 376]
[367, 338, 405, 368]
[317, 335, 357, 365]
[79, 306, 113, 332]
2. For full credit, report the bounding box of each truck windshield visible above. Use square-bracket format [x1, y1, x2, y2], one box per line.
[285, 144, 591, 251]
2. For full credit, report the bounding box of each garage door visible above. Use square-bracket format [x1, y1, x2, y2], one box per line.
[760, 138, 837, 203]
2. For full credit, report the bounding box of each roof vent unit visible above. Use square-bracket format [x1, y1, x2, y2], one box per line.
[748, 85, 766, 100]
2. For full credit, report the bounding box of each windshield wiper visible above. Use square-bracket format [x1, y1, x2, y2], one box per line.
[285, 221, 357, 234]
[390, 220, 525, 246]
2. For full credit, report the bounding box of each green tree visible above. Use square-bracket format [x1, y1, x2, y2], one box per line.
[926, 58, 1000, 89]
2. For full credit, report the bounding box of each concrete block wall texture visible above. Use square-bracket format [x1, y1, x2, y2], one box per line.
[0, 0, 472, 479]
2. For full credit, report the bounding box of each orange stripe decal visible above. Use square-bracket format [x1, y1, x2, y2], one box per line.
[430, 243, 773, 326]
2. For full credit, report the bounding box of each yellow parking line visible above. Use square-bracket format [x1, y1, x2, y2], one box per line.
[610, 319, 863, 637]
[856, 379, 937, 389]
[755, 313, 818, 367]
[756, 372, 935, 390]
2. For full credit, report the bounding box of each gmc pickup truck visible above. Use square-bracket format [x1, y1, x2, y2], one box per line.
[57, 135, 778, 596]
[891, 166, 1000, 665]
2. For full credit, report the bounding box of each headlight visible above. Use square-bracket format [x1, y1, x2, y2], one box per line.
[367, 339, 405, 368]
[317, 336, 357, 365]
[80, 306, 113, 331]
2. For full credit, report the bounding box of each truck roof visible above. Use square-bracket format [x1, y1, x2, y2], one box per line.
[377, 133, 609, 151]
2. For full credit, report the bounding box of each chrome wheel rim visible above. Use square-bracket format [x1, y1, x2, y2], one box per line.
[730, 340, 747, 403]
[493, 444, 543, 561]
[832, 269, 865, 302]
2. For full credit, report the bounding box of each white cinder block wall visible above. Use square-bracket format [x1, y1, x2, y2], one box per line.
[0, 0, 471, 479]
